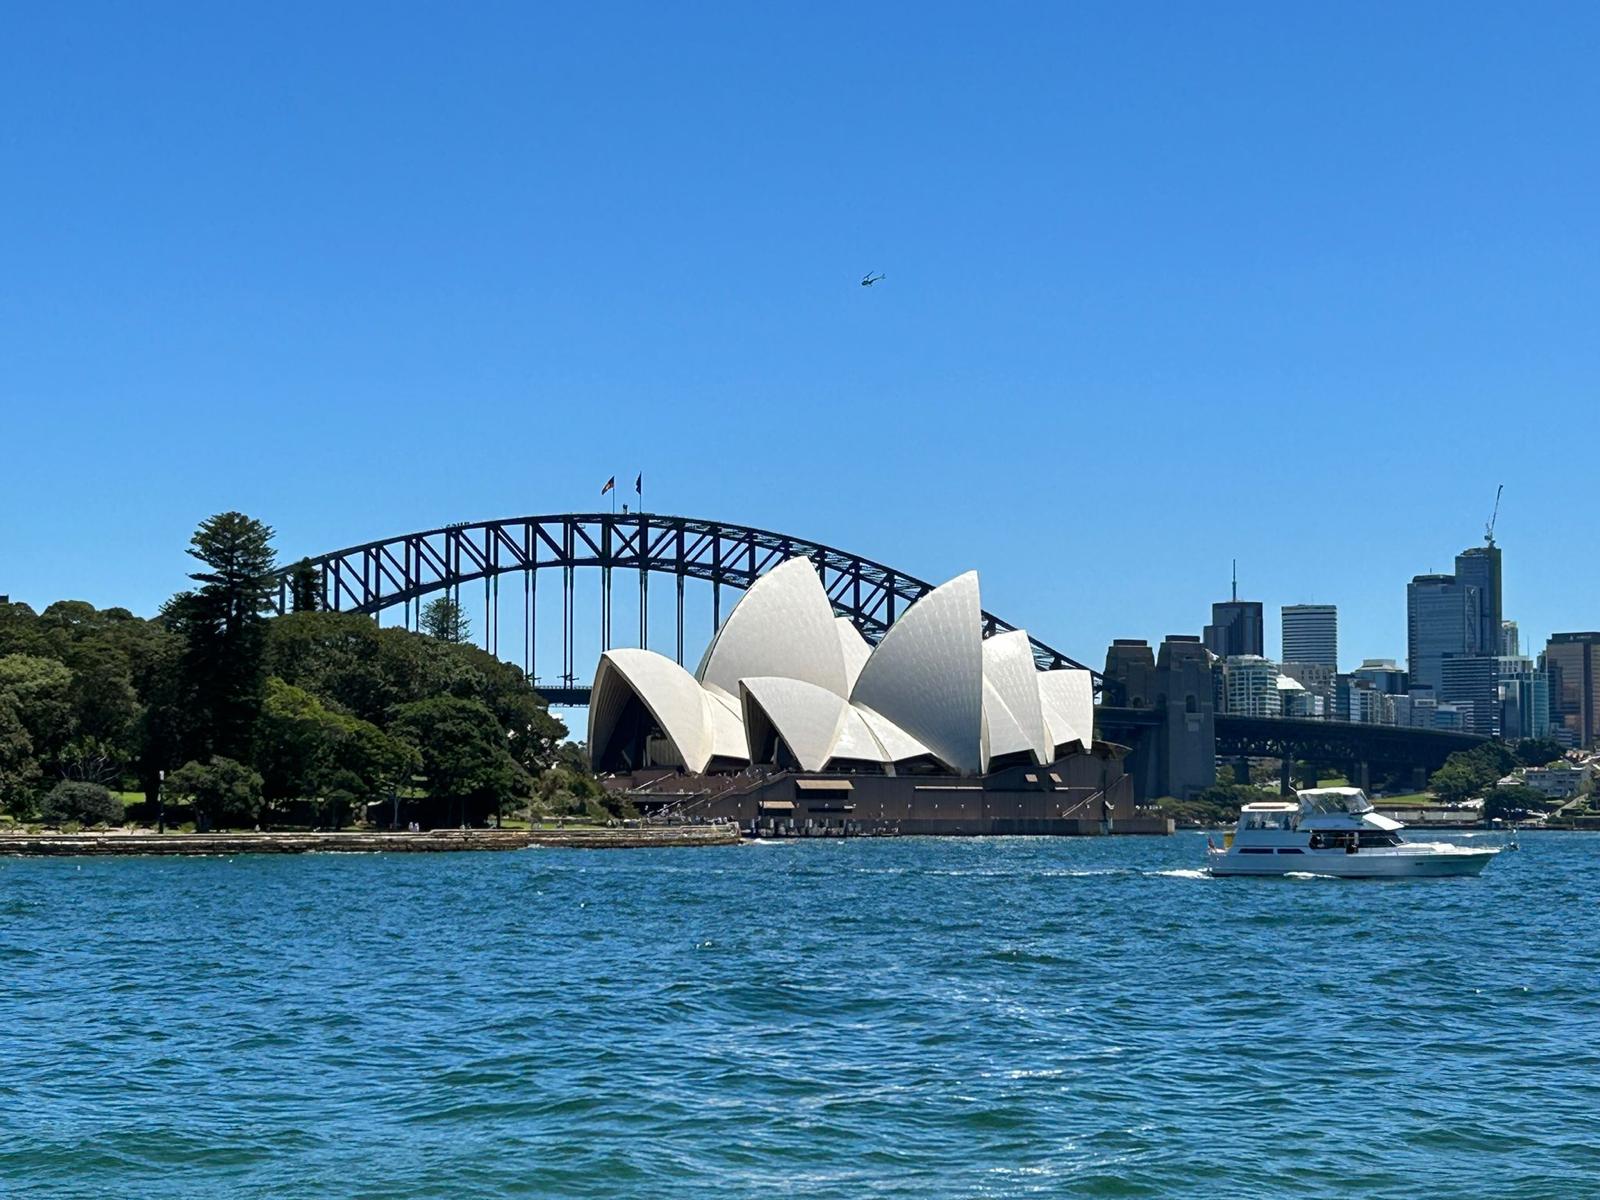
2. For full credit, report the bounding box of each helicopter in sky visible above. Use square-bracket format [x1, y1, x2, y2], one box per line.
[860, 271, 885, 287]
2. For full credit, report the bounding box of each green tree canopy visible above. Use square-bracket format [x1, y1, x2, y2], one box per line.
[392, 696, 524, 825]
[176, 512, 278, 762]
[420, 597, 470, 644]
[1513, 738, 1565, 768]
[0, 694, 39, 817]
[1483, 784, 1553, 823]
[166, 756, 264, 830]
[288, 559, 321, 613]
[40, 781, 123, 827]
[254, 676, 421, 820]
[1428, 743, 1518, 804]
[0, 654, 75, 765]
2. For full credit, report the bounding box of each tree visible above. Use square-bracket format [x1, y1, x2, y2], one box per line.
[166, 756, 264, 830]
[1483, 784, 1552, 823]
[253, 676, 421, 825]
[253, 677, 336, 810]
[288, 559, 321, 613]
[1428, 759, 1487, 805]
[40, 781, 123, 827]
[392, 697, 523, 826]
[1428, 743, 1517, 804]
[0, 654, 74, 755]
[178, 512, 278, 761]
[0, 694, 40, 818]
[1514, 738, 1565, 768]
[420, 597, 471, 644]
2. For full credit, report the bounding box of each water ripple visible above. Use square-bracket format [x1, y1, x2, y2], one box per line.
[0, 832, 1596, 1197]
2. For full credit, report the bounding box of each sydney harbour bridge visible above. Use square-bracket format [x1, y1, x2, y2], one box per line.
[269, 511, 1485, 796]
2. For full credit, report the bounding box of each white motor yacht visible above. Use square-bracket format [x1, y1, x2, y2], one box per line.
[1206, 787, 1500, 878]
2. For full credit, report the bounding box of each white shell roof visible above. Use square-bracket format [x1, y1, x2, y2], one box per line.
[982, 677, 1034, 765]
[697, 557, 848, 698]
[850, 570, 985, 775]
[853, 703, 934, 763]
[983, 630, 1051, 765]
[831, 705, 895, 764]
[590, 649, 715, 774]
[1037, 668, 1094, 755]
[738, 677, 849, 772]
[592, 560, 1089, 779]
[835, 618, 874, 692]
[701, 686, 751, 763]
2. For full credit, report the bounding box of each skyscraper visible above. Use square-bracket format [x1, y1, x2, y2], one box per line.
[1406, 574, 1482, 696]
[1205, 602, 1263, 658]
[1440, 655, 1499, 736]
[1454, 544, 1503, 658]
[1202, 563, 1264, 659]
[1281, 604, 1338, 669]
[1500, 620, 1520, 657]
[1545, 632, 1600, 748]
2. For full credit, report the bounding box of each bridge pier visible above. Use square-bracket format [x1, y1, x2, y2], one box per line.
[1280, 755, 1294, 797]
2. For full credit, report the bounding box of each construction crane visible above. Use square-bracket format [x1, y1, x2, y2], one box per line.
[1484, 483, 1503, 546]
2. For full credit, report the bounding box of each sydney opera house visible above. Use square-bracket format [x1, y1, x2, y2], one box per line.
[588, 559, 1162, 835]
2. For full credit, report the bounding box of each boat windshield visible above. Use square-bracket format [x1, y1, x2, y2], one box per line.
[1299, 789, 1373, 815]
[1240, 810, 1295, 831]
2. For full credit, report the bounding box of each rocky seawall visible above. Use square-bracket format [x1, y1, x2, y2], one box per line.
[0, 825, 742, 856]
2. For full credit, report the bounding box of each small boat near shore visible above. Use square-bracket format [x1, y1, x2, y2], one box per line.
[1206, 787, 1500, 879]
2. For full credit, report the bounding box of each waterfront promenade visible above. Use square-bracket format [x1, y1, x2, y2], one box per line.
[0, 824, 740, 856]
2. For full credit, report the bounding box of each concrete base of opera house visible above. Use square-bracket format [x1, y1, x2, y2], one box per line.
[602, 745, 1174, 838]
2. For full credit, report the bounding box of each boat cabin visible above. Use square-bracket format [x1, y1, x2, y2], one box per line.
[1225, 789, 1407, 852]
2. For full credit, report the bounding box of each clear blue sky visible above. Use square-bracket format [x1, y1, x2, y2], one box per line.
[3, 2, 1597, 677]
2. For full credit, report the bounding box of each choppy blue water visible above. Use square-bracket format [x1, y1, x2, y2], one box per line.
[3, 831, 1598, 1198]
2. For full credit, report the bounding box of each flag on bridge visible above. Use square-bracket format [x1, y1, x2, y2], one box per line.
[600, 476, 615, 496]
[635, 473, 642, 495]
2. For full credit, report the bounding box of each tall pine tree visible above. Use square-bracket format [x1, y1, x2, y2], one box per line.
[179, 513, 277, 762]
[288, 559, 321, 612]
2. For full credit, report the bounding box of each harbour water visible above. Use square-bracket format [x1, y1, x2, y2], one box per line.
[4, 832, 1598, 1198]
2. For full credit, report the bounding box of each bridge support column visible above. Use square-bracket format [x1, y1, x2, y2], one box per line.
[1280, 755, 1294, 797]
[1354, 761, 1371, 792]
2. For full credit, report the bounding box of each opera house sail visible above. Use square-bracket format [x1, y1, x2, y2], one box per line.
[586, 557, 1156, 835]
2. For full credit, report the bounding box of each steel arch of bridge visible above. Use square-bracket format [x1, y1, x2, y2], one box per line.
[270, 512, 1095, 687]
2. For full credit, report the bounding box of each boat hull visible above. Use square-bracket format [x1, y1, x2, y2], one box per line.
[1207, 847, 1498, 879]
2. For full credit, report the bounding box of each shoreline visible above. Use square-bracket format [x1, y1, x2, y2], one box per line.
[0, 825, 742, 856]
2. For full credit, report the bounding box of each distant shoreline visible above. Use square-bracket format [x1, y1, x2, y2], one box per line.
[0, 825, 741, 856]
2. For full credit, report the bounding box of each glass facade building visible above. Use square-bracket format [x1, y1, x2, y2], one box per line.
[1545, 633, 1600, 749]
[1454, 545, 1503, 661]
[1406, 574, 1482, 696]
[1204, 600, 1264, 659]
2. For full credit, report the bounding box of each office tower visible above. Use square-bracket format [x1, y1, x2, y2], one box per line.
[1352, 658, 1408, 694]
[1205, 601, 1264, 658]
[1454, 545, 1503, 659]
[1282, 604, 1338, 669]
[1440, 656, 1499, 736]
[1203, 563, 1264, 659]
[1545, 633, 1600, 749]
[1407, 574, 1482, 695]
[1500, 620, 1520, 657]
[1499, 661, 1551, 742]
